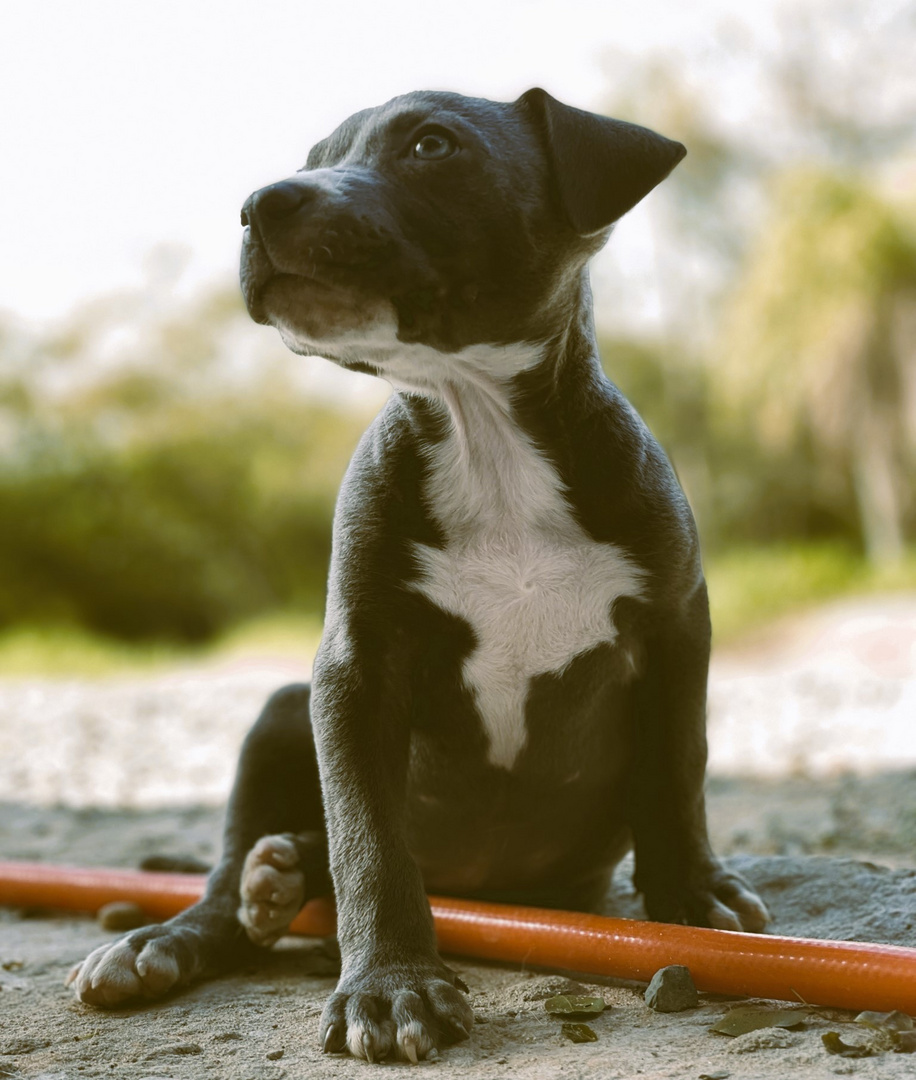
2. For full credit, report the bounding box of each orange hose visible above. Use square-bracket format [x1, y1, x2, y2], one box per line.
[2, 860, 914, 1014]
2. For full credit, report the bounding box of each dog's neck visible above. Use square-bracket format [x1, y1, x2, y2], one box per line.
[396, 315, 644, 772]
[416, 354, 555, 539]
[388, 315, 606, 543]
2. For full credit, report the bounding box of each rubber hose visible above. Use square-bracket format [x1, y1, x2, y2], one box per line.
[1, 860, 913, 1014]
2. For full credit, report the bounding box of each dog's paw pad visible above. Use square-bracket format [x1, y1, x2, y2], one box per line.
[67, 927, 197, 1006]
[238, 834, 306, 946]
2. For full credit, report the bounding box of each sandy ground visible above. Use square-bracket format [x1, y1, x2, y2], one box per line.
[1, 594, 915, 1078]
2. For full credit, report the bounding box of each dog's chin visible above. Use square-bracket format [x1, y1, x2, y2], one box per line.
[257, 274, 398, 357]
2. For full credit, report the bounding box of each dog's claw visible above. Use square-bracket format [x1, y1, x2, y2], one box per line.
[404, 1038, 419, 1065]
[361, 1033, 376, 1063]
[449, 1017, 470, 1040]
[323, 1026, 340, 1053]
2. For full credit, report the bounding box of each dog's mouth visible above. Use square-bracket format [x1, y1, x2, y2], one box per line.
[239, 205, 460, 353]
[240, 225, 407, 354]
[240, 222, 396, 327]
[242, 234, 351, 323]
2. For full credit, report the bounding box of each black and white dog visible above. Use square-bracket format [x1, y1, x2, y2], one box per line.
[69, 88, 768, 1063]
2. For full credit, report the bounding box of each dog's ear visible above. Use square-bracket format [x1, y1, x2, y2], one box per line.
[517, 87, 686, 235]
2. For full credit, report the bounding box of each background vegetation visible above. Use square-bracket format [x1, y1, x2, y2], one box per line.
[1, 2, 914, 668]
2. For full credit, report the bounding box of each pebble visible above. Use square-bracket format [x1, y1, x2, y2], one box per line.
[266, 1049, 284, 1060]
[644, 965, 698, 1012]
[97, 902, 150, 931]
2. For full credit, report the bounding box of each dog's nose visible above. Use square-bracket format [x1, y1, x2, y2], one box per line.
[241, 180, 313, 228]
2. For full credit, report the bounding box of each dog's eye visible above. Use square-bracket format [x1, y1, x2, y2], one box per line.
[413, 131, 457, 160]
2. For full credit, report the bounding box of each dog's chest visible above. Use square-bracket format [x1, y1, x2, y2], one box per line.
[409, 384, 645, 770]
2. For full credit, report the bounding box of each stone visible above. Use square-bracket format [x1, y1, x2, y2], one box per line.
[644, 965, 698, 1012]
[97, 901, 150, 931]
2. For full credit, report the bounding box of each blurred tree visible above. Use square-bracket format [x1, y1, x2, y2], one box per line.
[600, 1, 916, 343]
[0, 282, 377, 642]
[719, 169, 916, 563]
[599, 53, 763, 344]
[598, 0, 916, 562]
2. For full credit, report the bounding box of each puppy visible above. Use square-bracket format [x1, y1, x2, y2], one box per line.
[69, 88, 768, 1064]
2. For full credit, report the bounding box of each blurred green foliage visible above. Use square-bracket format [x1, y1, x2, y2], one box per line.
[0, 289, 371, 643]
[600, 334, 878, 554]
[718, 169, 916, 563]
[2, 3, 914, 656]
[0, 613, 323, 677]
[706, 543, 916, 644]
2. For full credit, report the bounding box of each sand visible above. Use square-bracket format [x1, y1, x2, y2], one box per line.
[1, 594, 915, 1078]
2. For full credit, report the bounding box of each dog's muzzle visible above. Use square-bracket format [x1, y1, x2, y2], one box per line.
[239, 172, 407, 327]
[240, 179, 317, 232]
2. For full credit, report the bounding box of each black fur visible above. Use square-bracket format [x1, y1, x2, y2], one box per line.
[70, 88, 767, 1063]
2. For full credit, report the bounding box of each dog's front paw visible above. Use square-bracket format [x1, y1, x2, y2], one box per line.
[66, 924, 204, 1006]
[320, 961, 473, 1063]
[642, 861, 770, 932]
[238, 834, 306, 946]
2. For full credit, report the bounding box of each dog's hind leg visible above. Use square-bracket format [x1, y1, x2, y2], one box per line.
[68, 683, 330, 1006]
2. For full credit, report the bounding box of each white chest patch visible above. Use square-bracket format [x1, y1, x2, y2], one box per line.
[402, 344, 646, 770]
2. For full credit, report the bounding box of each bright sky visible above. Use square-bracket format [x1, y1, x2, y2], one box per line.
[1, 0, 793, 324]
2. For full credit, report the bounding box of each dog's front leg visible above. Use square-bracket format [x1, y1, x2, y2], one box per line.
[628, 585, 770, 932]
[311, 643, 473, 1064]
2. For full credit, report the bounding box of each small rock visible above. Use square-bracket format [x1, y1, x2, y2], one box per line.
[726, 1028, 798, 1054]
[644, 965, 698, 1012]
[266, 1049, 284, 1060]
[97, 902, 150, 931]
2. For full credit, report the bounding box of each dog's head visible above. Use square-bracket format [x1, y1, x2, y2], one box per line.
[240, 89, 684, 373]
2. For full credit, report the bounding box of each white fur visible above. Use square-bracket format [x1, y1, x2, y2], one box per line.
[278, 310, 537, 385]
[392, 341, 646, 770]
[284, 313, 647, 769]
